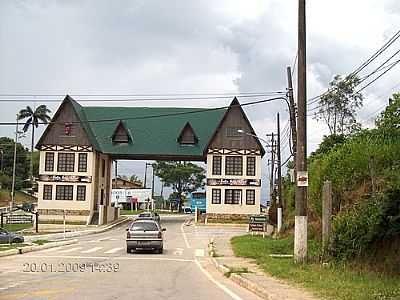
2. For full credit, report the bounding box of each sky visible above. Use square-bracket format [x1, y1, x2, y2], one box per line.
[1, 0, 400, 201]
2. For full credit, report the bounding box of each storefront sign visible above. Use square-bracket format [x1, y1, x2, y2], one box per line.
[39, 175, 92, 183]
[207, 178, 261, 186]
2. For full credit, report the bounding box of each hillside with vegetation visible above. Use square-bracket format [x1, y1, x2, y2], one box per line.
[283, 93, 400, 273]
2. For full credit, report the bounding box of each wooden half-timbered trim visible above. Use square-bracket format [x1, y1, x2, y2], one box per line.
[208, 148, 261, 155]
[39, 145, 93, 152]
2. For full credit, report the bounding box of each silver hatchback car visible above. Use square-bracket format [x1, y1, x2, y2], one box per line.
[126, 220, 165, 254]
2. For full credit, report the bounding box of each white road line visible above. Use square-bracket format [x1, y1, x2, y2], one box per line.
[104, 247, 123, 254]
[195, 260, 243, 300]
[81, 247, 103, 253]
[173, 248, 184, 256]
[195, 249, 205, 257]
[22, 254, 195, 263]
[181, 222, 191, 249]
[59, 247, 82, 253]
[38, 246, 64, 253]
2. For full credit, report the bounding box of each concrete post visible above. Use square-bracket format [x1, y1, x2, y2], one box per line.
[322, 180, 332, 249]
[277, 207, 282, 233]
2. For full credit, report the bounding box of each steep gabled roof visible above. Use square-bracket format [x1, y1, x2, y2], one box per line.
[205, 97, 265, 156]
[177, 122, 199, 144]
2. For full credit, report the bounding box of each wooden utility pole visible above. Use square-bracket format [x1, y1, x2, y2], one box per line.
[295, 0, 308, 262]
[322, 180, 332, 250]
[287, 66, 297, 161]
[276, 113, 283, 232]
[269, 133, 275, 206]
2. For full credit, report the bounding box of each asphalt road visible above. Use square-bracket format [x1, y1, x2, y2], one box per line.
[0, 216, 262, 300]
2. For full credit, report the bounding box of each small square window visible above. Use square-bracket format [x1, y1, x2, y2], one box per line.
[225, 156, 243, 176]
[76, 185, 86, 201]
[58, 153, 75, 172]
[246, 190, 255, 205]
[45, 152, 54, 172]
[43, 185, 52, 200]
[78, 153, 88, 172]
[212, 156, 222, 175]
[246, 157, 256, 176]
[211, 189, 221, 204]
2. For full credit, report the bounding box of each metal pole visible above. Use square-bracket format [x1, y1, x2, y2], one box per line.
[114, 160, 118, 189]
[11, 114, 18, 211]
[277, 113, 282, 232]
[144, 163, 148, 188]
[63, 209, 66, 239]
[151, 165, 154, 200]
[295, 0, 308, 262]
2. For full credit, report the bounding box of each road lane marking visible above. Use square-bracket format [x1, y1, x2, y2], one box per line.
[81, 247, 103, 253]
[104, 247, 123, 254]
[21, 254, 195, 263]
[38, 246, 64, 253]
[195, 249, 205, 257]
[173, 248, 184, 256]
[181, 222, 191, 249]
[195, 260, 243, 300]
[59, 247, 82, 253]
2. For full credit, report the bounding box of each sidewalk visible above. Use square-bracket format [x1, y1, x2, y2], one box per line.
[210, 237, 319, 300]
[23, 216, 130, 242]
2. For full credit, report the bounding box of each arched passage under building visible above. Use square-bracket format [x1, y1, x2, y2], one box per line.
[35, 95, 264, 225]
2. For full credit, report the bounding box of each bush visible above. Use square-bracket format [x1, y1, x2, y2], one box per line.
[328, 190, 400, 261]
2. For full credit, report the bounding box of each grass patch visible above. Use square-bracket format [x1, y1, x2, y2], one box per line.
[3, 223, 32, 232]
[224, 266, 250, 278]
[0, 243, 30, 251]
[0, 189, 36, 207]
[231, 235, 400, 300]
[32, 240, 50, 245]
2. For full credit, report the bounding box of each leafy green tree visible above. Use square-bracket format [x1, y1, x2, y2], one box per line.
[309, 134, 347, 160]
[129, 174, 143, 187]
[376, 93, 400, 133]
[0, 137, 30, 190]
[18, 105, 51, 182]
[314, 75, 363, 135]
[152, 161, 205, 212]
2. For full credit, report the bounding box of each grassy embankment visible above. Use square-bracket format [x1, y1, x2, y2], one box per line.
[231, 235, 400, 300]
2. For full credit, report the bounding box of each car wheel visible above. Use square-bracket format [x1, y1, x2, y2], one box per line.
[158, 248, 163, 254]
[126, 247, 131, 253]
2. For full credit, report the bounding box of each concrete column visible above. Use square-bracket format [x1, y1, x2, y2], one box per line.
[294, 216, 307, 261]
[322, 180, 332, 249]
[277, 207, 282, 232]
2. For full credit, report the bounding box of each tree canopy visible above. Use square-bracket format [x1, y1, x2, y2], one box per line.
[375, 93, 400, 134]
[152, 161, 205, 211]
[314, 75, 363, 135]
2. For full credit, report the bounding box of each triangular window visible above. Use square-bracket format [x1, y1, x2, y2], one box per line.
[177, 122, 198, 145]
[112, 120, 131, 143]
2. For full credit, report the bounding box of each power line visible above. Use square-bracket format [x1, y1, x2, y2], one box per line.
[0, 96, 288, 126]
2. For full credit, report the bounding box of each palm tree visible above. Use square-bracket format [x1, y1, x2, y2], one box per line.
[18, 105, 52, 183]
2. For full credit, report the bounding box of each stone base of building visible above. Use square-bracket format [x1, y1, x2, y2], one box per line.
[206, 213, 250, 224]
[37, 209, 90, 224]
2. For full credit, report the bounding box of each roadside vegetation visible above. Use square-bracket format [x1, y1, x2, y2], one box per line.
[231, 235, 400, 300]
[3, 223, 33, 232]
[244, 87, 400, 298]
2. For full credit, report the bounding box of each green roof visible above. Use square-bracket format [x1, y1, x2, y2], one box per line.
[71, 98, 226, 159]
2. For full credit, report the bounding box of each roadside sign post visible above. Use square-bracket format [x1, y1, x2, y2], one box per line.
[248, 215, 269, 238]
[63, 209, 66, 240]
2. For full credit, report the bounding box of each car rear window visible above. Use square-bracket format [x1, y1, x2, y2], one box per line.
[138, 213, 151, 218]
[130, 222, 158, 231]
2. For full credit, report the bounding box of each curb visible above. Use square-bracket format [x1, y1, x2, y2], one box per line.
[0, 239, 78, 258]
[210, 256, 273, 300]
[197, 223, 249, 228]
[24, 217, 130, 242]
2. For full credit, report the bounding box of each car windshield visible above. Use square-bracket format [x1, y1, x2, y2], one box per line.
[130, 222, 158, 231]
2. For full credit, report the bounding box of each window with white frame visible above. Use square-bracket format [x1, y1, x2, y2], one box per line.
[45, 152, 54, 172]
[225, 156, 243, 176]
[246, 156, 256, 176]
[246, 189, 255, 205]
[78, 153, 88, 172]
[212, 156, 222, 175]
[225, 189, 241, 204]
[43, 185, 52, 200]
[76, 185, 86, 201]
[57, 153, 75, 172]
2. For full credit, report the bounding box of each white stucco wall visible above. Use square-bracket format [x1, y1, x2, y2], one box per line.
[206, 152, 261, 215]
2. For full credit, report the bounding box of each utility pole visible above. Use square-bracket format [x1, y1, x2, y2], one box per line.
[268, 133, 275, 207]
[114, 160, 118, 189]
[276, 113, 283, 233]
[11, 114, 19, 212]
[287, 66, 297, 161]
[144, 163, 148, 188]
[295, 0, 308, 262]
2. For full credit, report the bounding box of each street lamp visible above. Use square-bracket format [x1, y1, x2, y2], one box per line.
[237, 129, 272, 147]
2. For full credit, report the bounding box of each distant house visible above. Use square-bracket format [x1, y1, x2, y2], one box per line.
[36, 95, 264, 224]
[112, 177, 142, 189]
